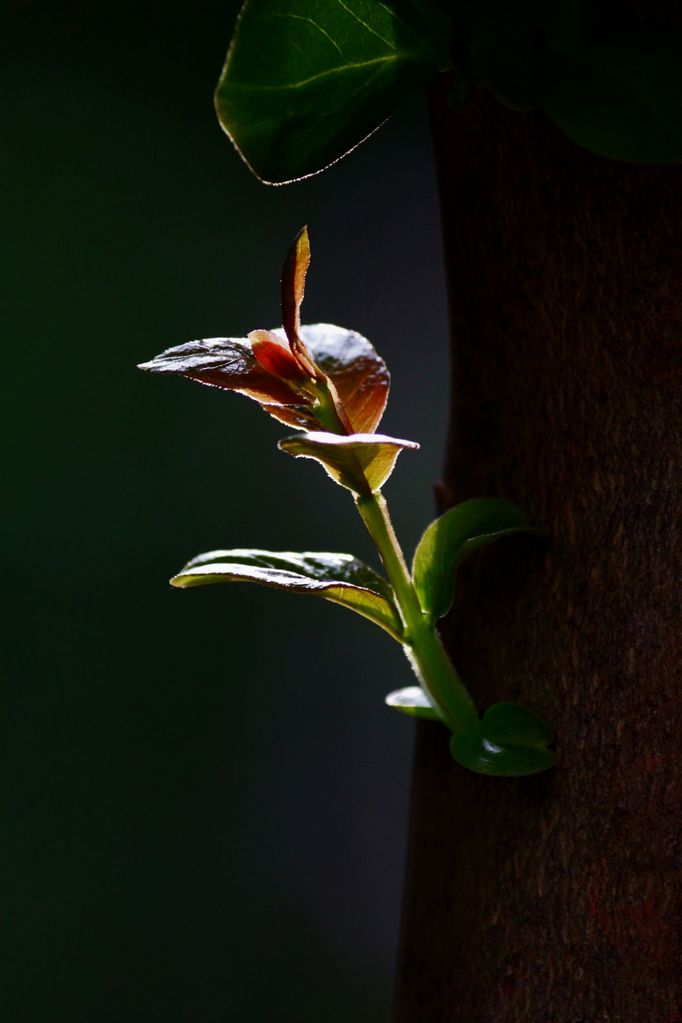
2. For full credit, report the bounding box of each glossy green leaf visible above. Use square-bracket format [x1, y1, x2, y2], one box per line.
[544, 30, 682, 164]
[385, 685, 441, 720]
[278, 430, 419, 495]
[214, 0, 449, 184]
[412, 498, 539, 621]
[450, 702, 555, 776]
[171, 549, 403, 640]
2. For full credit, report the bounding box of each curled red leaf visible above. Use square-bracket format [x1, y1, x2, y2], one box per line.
[250, 329, 309, 382]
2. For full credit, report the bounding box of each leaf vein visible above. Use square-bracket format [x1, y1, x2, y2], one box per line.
[335, 0, 396, 50]
[227, 53, 408, 93]
[268, 12, 347, 60]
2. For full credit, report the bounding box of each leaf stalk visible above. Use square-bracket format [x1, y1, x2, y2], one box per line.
[355, 492, 478, 736]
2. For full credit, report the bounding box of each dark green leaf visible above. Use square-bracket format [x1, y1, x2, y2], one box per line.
[412, 498, 539, 621]
[544, 30, 682, 163]
[215, 0, 448, 184]
[454, 0, 590, 111]
[385, 685, 441, 720]
[450, 0, 587, 39]
[171, 548, 403, 640]
[470, 30, 546, 110]
[450, 702, 555, 776]
[278, 430, 419, 495]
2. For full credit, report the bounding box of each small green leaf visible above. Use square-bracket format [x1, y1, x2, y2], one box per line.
[544, 30, 682, 164]
[450, 702, 555, 776]
[278, 430, 419, 495]
[215, 0, 448, 184]
[171, 549, 403, 640]
[412, 498, 540, 621]
[385, 685, 441, 720]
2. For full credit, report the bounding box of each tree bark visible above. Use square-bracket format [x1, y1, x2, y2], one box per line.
[394, 81, 682, 1022]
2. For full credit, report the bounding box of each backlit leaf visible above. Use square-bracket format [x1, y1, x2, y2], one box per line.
[139, 322, 389, 433]
[265, 323, 390, 433]
[413, 498, 539, 622]
[385, 685, 441, 720]
[138, 336, 299, 406]
[450, 702, 555, 776]
[171, 549, 403, 640]
[278, 430, 419, 495]
[249, 329, 308, 381]
[215, 0, 449, 184]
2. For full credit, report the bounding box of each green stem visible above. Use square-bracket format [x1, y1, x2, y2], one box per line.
[355, 492, 478, 736]
[307, 378, 353, 434]
[307, 374, 477, 733]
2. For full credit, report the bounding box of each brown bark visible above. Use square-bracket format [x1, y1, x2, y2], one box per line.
[394, 82, 682, 1022]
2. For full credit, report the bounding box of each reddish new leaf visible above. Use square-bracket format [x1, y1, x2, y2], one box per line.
[263, 324, 390, 433]
[138, 336, 300, 405]
[249, 329, 308, 382]
[307, 324, 390, 434]
[281, 226, 310, 345]
[280, 226, 317, 375]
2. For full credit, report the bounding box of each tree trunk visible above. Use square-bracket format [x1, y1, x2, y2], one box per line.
[394, 80, 682, 1022]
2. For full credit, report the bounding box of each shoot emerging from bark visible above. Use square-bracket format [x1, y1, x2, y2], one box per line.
[139, 228, 554, 776]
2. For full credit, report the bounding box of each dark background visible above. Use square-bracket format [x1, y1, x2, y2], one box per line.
[4, 3, 449, 1019]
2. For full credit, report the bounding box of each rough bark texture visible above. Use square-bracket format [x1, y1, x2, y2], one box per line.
[394, 83, 682, 1022]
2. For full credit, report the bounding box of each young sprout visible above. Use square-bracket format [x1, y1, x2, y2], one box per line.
[140, 228, 554, 776]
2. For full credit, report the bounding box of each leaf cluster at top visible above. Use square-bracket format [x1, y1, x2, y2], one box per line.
[214, 0, 682, 183]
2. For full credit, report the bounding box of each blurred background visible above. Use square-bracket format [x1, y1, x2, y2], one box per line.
[4, 2, 450, 1019]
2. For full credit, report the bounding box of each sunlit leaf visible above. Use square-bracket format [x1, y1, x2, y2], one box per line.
[138, 336, 300, 406]
[385, 685, 441, 720]
[214, 0, 449, 184]
[171, 549, 403, 640]
[279, 430, 419, 495]
[265, 324, 390, 434]
[413, 498, 540, 622]
[139, 322, 389, 433]
[450, 702, 555, 776]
